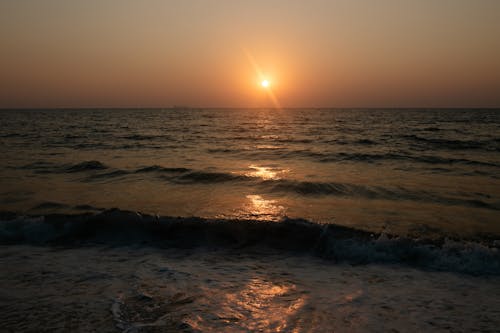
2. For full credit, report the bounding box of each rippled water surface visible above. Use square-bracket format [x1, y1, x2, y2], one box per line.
[1, 108, 499, 237]
[2, 245, 499, 332]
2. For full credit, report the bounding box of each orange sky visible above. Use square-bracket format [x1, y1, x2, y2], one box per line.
[1, 0, 499, 108]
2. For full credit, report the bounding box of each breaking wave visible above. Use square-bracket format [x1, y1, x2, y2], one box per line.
[0, 209, 498, 275]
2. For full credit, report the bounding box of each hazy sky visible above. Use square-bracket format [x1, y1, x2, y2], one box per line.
[1, 0, 499, 108]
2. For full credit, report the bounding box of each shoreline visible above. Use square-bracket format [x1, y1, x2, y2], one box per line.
[1, 244, 499, 332]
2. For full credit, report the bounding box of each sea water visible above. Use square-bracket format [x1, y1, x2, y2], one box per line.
[1, 108, 499, 237]
[1, 108, 499, 332]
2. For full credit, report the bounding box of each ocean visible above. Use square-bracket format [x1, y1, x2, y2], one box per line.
[1, 108, 499, 332]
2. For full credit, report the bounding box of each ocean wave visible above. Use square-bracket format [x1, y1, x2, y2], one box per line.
[32, 201, 70, 210]
[17, 161, 56, 173]
[402, 135, 500, 151]
[121, 134, 164, 141]
[0, 209, 498, 275]
[26, 142, 494, 173]
[173, 171, 249, 183]
[86, 167, 251, 183]
[275, 138, 314, 144]
[266, 179, 500, 210]
[16, 160, 110, 174]
[317, 152, 500, 168]
[206, 148, 240, 154]
[134, 166, 192, 174]
[108, 164, 500, 210]
[329, 138, 377, 146]
[71, 142, 167, 150]
[15, 160, 500, 209]
[85, 170, 129, 180]
[65, 160, 109, 172]
[248, 149, 500, 169]
[211, 145, 500, 169]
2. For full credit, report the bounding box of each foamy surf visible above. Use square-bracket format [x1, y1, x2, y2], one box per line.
[1, 245, 499, 332]
[1, 209, 499, 275]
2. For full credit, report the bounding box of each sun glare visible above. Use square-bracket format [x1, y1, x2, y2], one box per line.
[261, 79, 270, 88]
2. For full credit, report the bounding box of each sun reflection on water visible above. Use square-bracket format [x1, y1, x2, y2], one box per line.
[225, 278, 306, 332]
[187, 277, 307, 332]
[216, 194, 286, 221]
[245, 164, 289, 180]
[244, 194, 285, 220]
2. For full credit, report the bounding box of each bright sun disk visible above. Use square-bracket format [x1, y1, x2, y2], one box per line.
[261, 79, 270, 88]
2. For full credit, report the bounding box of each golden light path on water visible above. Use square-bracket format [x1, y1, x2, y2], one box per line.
[244, 195, 285, 221]
[243, 165, 289, 220]
[246, 164, 289, 180]
[216, 165, 290, 221]
[186, 277, 308, 332]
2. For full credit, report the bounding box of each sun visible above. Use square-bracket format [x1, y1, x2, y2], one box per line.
[261, 79, 270, 88]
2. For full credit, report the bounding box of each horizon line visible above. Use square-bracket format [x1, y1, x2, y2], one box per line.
[1, 106, 500, 111]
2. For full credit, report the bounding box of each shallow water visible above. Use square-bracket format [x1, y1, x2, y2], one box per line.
[1, 108, 499, 238]
[1, 245, 499, 332]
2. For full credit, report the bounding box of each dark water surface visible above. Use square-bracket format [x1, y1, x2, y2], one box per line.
[2, 108, 500, 332]
[1, 108, 499, 238]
